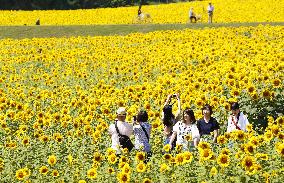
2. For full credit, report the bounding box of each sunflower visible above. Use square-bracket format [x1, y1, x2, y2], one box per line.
[39, 166, 48, 175]
[271, 125, 280, 136]
[198, 141, 210, 150]
[275, 143, 284, 156]
[241, 156, 256, 171]
[106, 148, 116, 156]
[93, 152, 103, 162]
[22, 136, 30, 146]
[183, 151, 193, 163]
[119, 155, 128, 163]
[264, 130, 273, 142]
[217, 154, 230, 167]
[163, 153, 172, 161]
[262, 89, 270, 99]
[210, 166, 218, 177]
[276, 116, 284, 126]
[220, 148, 231, 155]
[217, 135, 227, 145]
[78, 180, 86, 183]
[117, 172, 130, 183]
[247, 85, 255, 94]
[175, 153, 185, 166]
[118, 162, 126, 169]
[87, 168, 97, 179]
[160, 163, 170, 173]
[272, 78, 281, 88]
[122, 148, 129, 155]
[199, 148, 213, 161]
[249, 136, 259, 147]
[15, 169, 25, 180]
[244, 143, 255, 155]
[175, 144, 183, 153]
[250, 92, 258, 100]
[52, 170, 59, 177]
[48, 155, 57, 166]
[235, 130, 246, 141]
[135, 152, 145, 162]
[136, 162, 146, 173]
[122, 163, 131, 174]
[246, 124, 253, 132]
[108, 153, 117, 164]
[107, 167, 115, 174]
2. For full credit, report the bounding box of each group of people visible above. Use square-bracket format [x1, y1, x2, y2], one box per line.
[136, 2, 215, 24]
[108, 93, 250, 156]
[189, 2, 214, 23]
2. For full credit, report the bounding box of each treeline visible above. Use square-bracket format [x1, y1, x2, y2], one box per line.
[0, 0, 190, 10]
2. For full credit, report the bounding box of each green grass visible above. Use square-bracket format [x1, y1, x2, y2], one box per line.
[0, 22, 283, 39]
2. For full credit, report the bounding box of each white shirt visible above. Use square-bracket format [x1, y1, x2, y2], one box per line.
[108, 120, 133, 153]
[227, 112, 249, 133]
[133, 122, 151, 152]
[173, 121, 200, 150]
[189, 9, 194, 17]
[207, 5, 214, 12]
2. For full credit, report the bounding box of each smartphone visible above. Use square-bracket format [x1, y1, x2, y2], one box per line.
[133, 116, 137, 121]
[172, 94, 177, 97]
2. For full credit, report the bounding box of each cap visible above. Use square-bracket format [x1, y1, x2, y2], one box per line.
[117, 107, 126, 115]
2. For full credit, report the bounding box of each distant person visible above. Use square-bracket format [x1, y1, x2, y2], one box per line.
[227, 102, 250, 132]
[36, 18, 40, 25]
[207, 2, 214, 23]
[189, 7, 197, 23]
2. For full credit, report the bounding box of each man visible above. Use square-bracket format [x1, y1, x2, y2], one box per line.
[227, 102, 250, 132]
[189, 7, 197, 23]
[108, 107, 133, 154]
[207, 2, 214, 23]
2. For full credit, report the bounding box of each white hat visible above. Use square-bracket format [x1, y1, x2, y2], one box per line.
[117, 107, 126, 115]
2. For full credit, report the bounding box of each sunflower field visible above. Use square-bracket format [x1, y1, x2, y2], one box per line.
[0, 24, 283, 182]
[0, 0, 284, 182]
[0, 0, 284, 25]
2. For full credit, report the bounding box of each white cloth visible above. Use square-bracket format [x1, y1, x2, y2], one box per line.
[108, 120, 133, 153]
[133, 122, 151, 152]
[173, 121, 200, 150]
[207, 5, 214, 13]
[227, 112, 249, 133]
[189, 10, 194, 17]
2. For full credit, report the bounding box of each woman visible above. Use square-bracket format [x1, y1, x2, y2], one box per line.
[197, 104, 219, 143]
[133, 110, 152, 154]
[227, 102, 250, 132]
[162, 94, 181, 149]
[169, 108, 200, 151]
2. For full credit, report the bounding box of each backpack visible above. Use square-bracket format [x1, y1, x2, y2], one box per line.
[115, 122, 134, 152]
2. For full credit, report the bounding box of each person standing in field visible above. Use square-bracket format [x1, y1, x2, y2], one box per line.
[207, 2, 214, 23]
[189, 7, 197, 23]
[108, 107, 133, 154]
[169, 108, 200, 151]
[197, 104, 220, 143]
[227, 102, 250, 132]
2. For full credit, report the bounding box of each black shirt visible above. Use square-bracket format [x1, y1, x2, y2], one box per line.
[197, 117, 220, 136]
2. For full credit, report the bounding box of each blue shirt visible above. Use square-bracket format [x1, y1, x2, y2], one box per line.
[197, 117, 220, 136]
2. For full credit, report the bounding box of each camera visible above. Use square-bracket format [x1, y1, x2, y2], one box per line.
[172, 94, 177, 97]
[133, 116, 137, 121]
